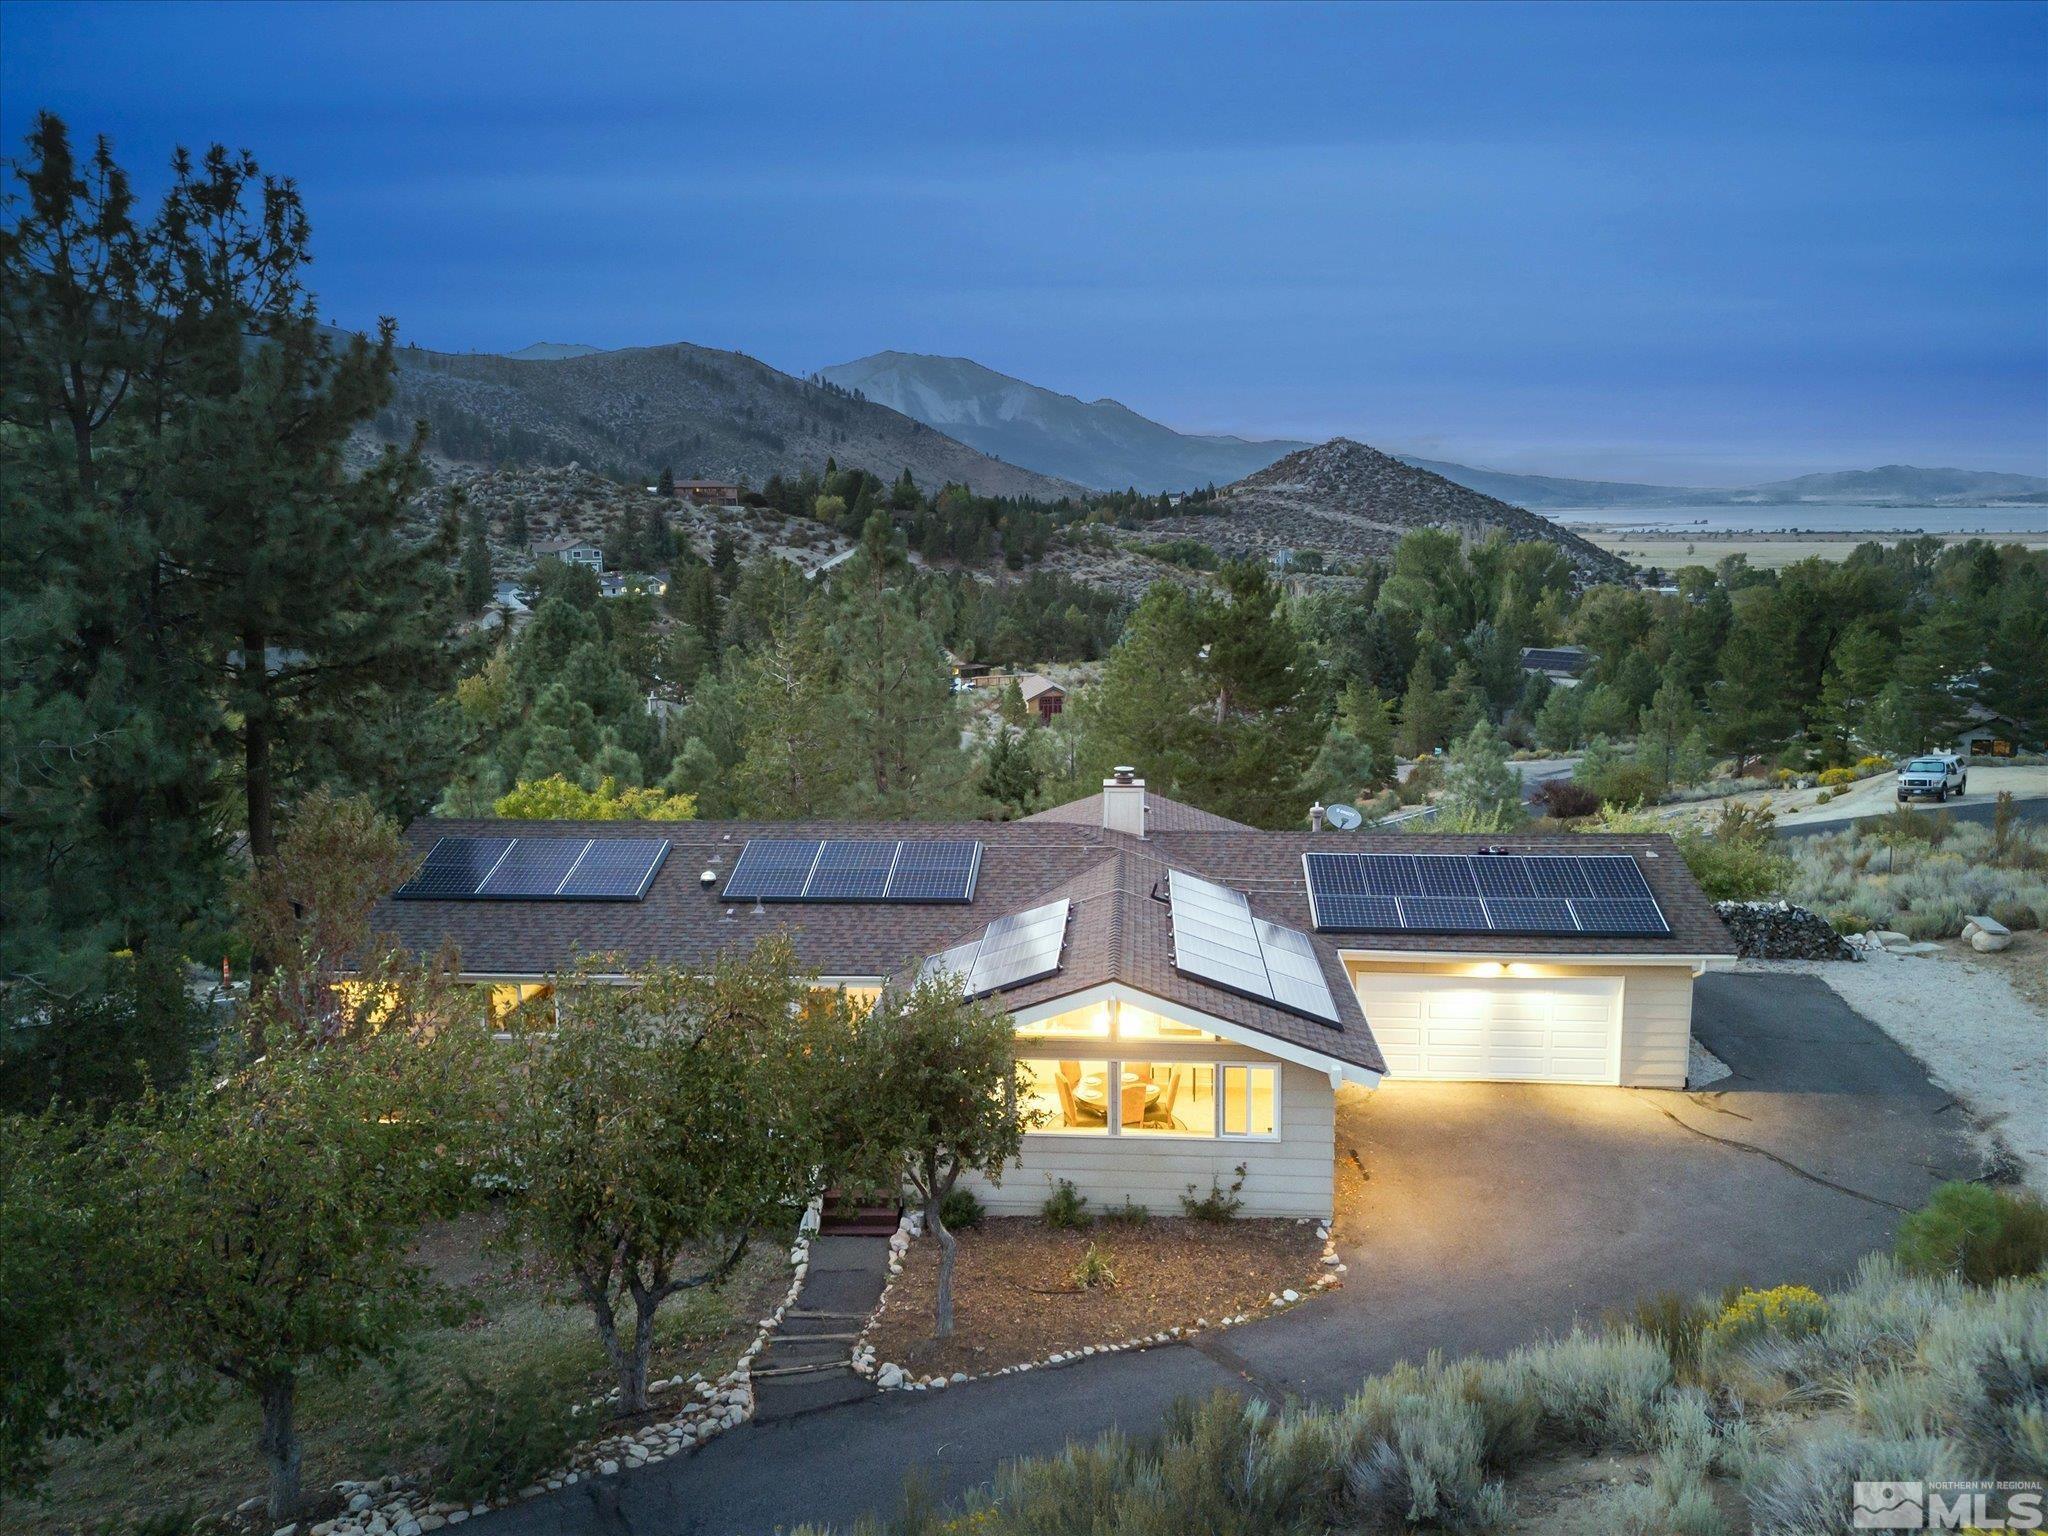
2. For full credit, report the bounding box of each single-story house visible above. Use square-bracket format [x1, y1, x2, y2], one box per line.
[1520, 646, 1593, 687]
[531, 538, 603, 570]
[369, 771, 1735, 1220]
[598, 571, 668, 600]
[1018, 674, 1065, 721]
[676, 479, 743, 506]
[1958, 703, 2039, 758]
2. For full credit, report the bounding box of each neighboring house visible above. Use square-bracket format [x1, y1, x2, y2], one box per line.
[599, 571, 668, 599]
[1957, 704, 2039, 758]
[677, 479, 743, 505]
[1520, 646, 1594, 688]
[1018, 674, 1065, 721]
[531, 537, 603, 570]
[369, 770, 1736, 1220]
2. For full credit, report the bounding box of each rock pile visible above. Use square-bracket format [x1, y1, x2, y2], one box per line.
[1715, 900, 1858, 961]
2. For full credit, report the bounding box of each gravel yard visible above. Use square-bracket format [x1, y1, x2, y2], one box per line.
[1752, 935, 2048, 1192]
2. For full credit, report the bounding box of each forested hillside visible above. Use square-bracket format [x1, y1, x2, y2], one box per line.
[364, 340, 1083, 499]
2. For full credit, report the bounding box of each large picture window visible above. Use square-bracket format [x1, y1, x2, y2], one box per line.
[1018, 1058, 1277, 1140]
[1019, 1059, 1112, 1134]
[1118, 1063, 1216, 1136]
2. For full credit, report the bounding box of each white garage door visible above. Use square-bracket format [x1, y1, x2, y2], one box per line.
[1354, 973, 1623, 1084]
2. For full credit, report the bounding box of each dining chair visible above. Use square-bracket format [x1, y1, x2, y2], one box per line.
[1148, 1068, 1183, 1128]
[1120, 1079, 1147, 1129]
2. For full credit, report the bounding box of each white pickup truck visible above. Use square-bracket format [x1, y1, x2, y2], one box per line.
[1896, 753, 1967, 803]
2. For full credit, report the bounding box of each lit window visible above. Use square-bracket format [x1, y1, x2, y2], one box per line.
[1018, 1058, 1111, 1134]
[1115, 1003, 1215, 1041]
[812, 983, 880, 1015]
[488, 982, 555, 1029]
[1014, 1002, 1110, 1038]
[1118, 1062, 1216, 1136]
[1221, 1065, 1278, 1138]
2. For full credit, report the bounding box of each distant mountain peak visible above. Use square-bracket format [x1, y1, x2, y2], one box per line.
[817, 351, 1308, 493]
[1148, 435, 1635, 582]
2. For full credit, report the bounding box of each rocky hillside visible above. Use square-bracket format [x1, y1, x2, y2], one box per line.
[370, 341, 1084, 500]
[817, 351, 1305, 493]
[1144, 438, 1636, 582]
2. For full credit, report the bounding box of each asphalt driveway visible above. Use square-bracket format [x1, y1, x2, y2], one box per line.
[480, 970, 1978, 1536]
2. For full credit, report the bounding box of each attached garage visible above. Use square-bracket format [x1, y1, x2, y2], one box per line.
[1354, 971, 1622, 1083]
[1344, 958, 1712, 1089]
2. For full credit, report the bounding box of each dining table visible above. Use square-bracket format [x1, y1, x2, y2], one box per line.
[1071, 1072, 1161, 1115]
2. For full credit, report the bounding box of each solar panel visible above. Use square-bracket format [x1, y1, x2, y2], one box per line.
[395, 836, 514, 899]
[477, 838, 591, 898]
[557, 838, 669, 900]
[1569, 898, 1667, 934]
[969, 899, 1070, 993]
[723, 839, 824, 901]
[1414, 856, 1480, 898]
[1400, 896, 1491, 931]
[1467, 856, 1536, 899]
[1484, 897, 1580, 933]
[1578, 856, 1655, 902]
[1303, 851, 1671, 938]
[1169, 870, 1341, 1025]
[1524, 857, 1593, 899]
[884, 840, 982, 903]
[395, 835, 667, 902]
[806, 840, 898, 900]
[722, 838, 982, 903]
[917, 898, 1070, 997]
[1253, 918, 1341, 1023]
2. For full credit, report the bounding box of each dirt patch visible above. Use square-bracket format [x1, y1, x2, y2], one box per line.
[1759, 941, 2048, 1193]
[867, 1216, 1326, 1378]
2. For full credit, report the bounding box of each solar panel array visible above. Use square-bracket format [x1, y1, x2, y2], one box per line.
[919, 898, 1071, 997]
[395, 836, 669, 902]
[723, 838, 982, 903]
[1167, 870, 1341, 1025]
[1302, 852, 1669, 937]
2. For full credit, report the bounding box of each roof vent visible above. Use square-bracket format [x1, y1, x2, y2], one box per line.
[700, 868, 718, 890]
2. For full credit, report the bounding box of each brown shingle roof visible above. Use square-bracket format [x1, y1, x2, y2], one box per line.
[1021, 789, 1252, 832]
[370, 796, 1734, 1081]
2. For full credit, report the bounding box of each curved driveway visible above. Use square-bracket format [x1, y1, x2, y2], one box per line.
[481, 971, 1977, 1536]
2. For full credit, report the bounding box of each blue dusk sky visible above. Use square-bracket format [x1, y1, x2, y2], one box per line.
[4, 0, 2044, 484]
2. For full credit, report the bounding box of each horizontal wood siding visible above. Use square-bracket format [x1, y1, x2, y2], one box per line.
[965, 1045, 1335, 1220]
[1616, 966, 1694, 1088]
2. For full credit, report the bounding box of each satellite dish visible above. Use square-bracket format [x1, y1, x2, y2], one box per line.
[1325, 803, 1363, 830]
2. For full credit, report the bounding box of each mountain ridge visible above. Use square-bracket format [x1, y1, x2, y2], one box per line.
[370, 339, 1085, 499]
[818, 350, 1310, 493]
[1143, 438, 1636, 583]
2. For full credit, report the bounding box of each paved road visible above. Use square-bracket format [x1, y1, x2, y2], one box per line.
[1510, 756, 1580, 806]
[479, 972, 1976, 1536]
[1778, 793, 2048, 839]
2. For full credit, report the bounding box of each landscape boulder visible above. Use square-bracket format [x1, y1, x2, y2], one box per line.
[1714, 900, 1857, 961]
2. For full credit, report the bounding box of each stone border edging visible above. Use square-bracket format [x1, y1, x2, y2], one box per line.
[849, 1212, 1345, 1394]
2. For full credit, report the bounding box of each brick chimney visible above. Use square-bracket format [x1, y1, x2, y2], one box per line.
[1102, 766, 1146, 838]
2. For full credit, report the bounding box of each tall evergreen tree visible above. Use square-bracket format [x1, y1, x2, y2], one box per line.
[459, 492, 492, 615]
[830, 513, 966, 815]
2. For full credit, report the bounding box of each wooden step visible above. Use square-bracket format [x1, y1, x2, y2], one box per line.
[751, 1360, 853, 1379]
[764, 1330, 859, 1343]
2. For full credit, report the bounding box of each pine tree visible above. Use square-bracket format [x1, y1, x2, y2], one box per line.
[460, 493, 493, 615]
[830, 514, 967, 815]
[1710, 597, 1797, 768]
[1982, 568, 2048, 734]
[508, 498, 530, 547]
[657, 464, 675, 499]
[1637, 674, 1698, 786]
[1398, 654, 1451, 757]
[1441, 720, 1523, 826]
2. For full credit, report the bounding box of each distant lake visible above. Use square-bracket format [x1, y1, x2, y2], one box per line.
[1546, 504, 2048, 536]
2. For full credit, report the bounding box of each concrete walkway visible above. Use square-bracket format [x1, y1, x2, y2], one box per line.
[475, 972, 1977, 1536]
